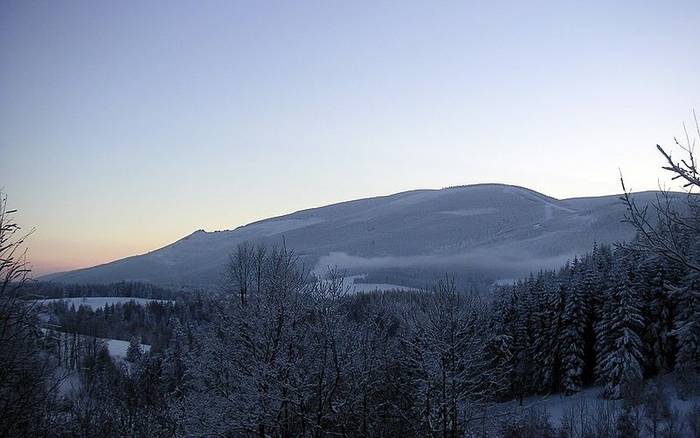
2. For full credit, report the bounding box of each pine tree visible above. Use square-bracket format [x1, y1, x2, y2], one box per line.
[560, 259, 587, 395]
[126, 336, 144, 363]
[161, 318, 188, 393]
[542, 278, 566, 393]
[670, 269, 700, 372]
[530, 272, 559, 393]
[489, 287, 518, 398]
[580, 251, 602, 385]
[638, 257, 676, 375]
[598, 265, 645, 398]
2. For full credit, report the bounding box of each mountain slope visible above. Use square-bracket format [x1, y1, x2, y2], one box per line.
[40, 184, 674, 288]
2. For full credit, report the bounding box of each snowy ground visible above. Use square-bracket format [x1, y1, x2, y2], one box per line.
[343, 275, 419, 293]
[40, 328, 151, 358]
[489, 386, 617, 426]
[37, 296, 173, 310]
[487, 381, 699, 430]
[103, 337, 151, 358]
[54, 366, 82, 398]
[493, 278, 517, 287]
[50, 340, 151, 398]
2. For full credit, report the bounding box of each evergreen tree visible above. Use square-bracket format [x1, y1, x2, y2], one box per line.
[638, 257, 677, 375]
[560, 259, 587, 395]
[542, 279, 566, 393]
[488, 287, 518, 398]
[670, 269, 700, 372]
[126, 336, 144, 363]
[580, 250, 602, 385]
[161, 318, 188, 393]
[530, 272, 559, 393]
[598, 264, 645, 398]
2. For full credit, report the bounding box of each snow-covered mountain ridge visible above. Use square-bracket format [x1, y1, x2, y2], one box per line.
[40, 184, 678, 288]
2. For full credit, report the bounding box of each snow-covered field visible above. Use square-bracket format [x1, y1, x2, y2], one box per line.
[490, 386, 619, 426]
[346, 275, 419, 293]
[488, 382, 700, 431]
[40, 327, 150, 359]
[103, 337, 151, 358]
[318, 274, 418, 294]
[37, 296, 173, 310]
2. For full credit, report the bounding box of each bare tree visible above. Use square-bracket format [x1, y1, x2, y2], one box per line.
[0, 192, 58, 437]
[403, 278, 495, 437]
[302, 269, 351, 438]
[621, 114, 700, 374]
[0, 191, 32, 297]
[621, 111, 700, 273]
[183, 242, 312, 437]
[227, 241, 254, 306]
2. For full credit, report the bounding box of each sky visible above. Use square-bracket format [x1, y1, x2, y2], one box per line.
[1, 0, 699, 275]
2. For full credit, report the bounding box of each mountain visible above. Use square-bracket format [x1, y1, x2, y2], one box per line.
[40, 184, 674, 289]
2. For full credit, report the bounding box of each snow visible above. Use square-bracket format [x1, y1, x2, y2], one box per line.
[40, 327, 151, 358]
[314, 274, 417, 294]
[504, 185, 576, 215]
[521, 387, 612, 425]
[440, 207, 497, 217]
[37, 297, 173, 310]
[490, 383, 700, 428]
[343, 274, 419, 293]
[386, 190, 441, 207]
[493, 278, 517, 286]
[104, 338, 151, 358]
[55, 366, 82, 397]
[242, 217, 325, 236]
[42, 184, 667, 288]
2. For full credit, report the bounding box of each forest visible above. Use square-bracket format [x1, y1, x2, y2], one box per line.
[1, 146, 699, 437]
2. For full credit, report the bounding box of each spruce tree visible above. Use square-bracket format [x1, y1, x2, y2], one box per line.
[670, 269, 700, 372]
[560, 259, 587, 395]
[126, 336, 144, 363]
[638, 257, 676, 375]
[598, 265, 645, 398]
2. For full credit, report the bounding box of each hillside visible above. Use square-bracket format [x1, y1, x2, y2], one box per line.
[40, 184, 676, 289]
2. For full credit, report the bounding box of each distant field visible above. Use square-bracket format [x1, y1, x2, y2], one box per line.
[36, 296, 173, 310]
[103, 337, 151, 358]
[344, 275, 418, 293]
[40, 327, 151, 359]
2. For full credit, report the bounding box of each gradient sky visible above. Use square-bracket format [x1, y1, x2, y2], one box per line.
[1, 0, 699, 275]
